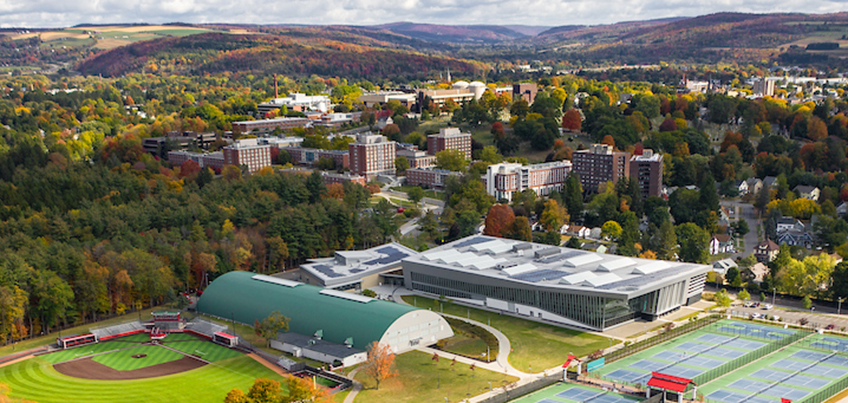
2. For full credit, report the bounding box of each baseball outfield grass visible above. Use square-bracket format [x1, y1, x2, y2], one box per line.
[164, 339, 243, 362]
[0, 355, 286, 403]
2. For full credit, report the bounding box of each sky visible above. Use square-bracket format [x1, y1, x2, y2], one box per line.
[1, 0, 847, 28]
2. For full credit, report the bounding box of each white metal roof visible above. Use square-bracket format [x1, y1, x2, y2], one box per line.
[559, 271, 597, 285]
[252, 274, 300, 288]
[502, 263, 538, 276]
[564, 254, 604, 267]
[581, 273, 621, 287]
[597, 258, 637, 272]
[319, 289, 374, 303]
[632, 261, 671, 275]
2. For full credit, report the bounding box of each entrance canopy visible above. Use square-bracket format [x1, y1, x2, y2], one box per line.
[646, 372, 693, 393]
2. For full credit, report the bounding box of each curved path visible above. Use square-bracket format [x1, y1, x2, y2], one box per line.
[341, 368, 362, 403]
[393, 288, 532, 379]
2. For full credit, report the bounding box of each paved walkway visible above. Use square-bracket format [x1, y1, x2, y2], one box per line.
[341, 368, 362, 403]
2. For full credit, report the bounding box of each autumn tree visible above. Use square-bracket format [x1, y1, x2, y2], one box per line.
[504, 216, 532, 241]
[484, 204, 515, 237]
[601, 221, 622, 241]
[254, 311, 290, 347]
[363, 341, 397, 390]
[540, 199, 568, 232]
[561, 109, 582, 132]
[435, 149, 468, 172]
[406, 186, 425, 204]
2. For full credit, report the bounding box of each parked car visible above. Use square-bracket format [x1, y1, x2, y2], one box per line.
[743, 302, 753, 308]
[826, 324, 835, 330]
[763, 304, 773, 310]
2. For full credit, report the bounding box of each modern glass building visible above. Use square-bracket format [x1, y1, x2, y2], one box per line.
[402, 235, 709, 331]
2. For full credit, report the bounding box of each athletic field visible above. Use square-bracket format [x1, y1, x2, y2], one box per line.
[0, 332, 286, 403]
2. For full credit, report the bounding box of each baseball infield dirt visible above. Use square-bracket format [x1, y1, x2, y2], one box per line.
[54, 356, 205, 380]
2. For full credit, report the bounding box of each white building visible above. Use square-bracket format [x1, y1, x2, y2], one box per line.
[485, 161, 572, 202]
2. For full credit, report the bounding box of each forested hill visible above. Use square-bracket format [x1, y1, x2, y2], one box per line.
[531, 12, 848, 64]
[76, 31, 484, 79]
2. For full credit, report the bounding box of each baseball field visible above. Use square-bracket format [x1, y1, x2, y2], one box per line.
[0, 333, 286, 403]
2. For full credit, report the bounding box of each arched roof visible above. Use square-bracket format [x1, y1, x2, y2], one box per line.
[196, 271, 419, 350]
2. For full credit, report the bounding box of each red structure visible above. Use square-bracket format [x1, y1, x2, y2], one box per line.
[213, 331, 238, 347]
[57, 333, 98, 349]
[646, 372, 695, 401]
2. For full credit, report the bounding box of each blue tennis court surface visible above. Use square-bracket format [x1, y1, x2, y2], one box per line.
[810, 337, 848, 352]
[659, 365, 703, 379]
[782, 374, 830, 389]
[630, 360, 666, 371]
[751, 369, 789, 382]
[605, 369, 649, 384]
[680, 356, 725, 368]
[674, 342, 713, 353]
[702, 346, 746, 359]
[556, 389, 604, 402]
[764, 385, 810, 400]
[695, 334, 734, 344]
[824, 355, 848, 368]
[802, 364, 848, 378]
[773, 359, 810, 371]
[792, 350, 829, 361]
[585, 395, 637, 403]
[715, 322, 794, 340]
[729, 379, 771, 392]
[724, 338, 766, 350]
[706, 390, 775, 403]
[652, 351, 685, 361]
[537, 399, 561, 403]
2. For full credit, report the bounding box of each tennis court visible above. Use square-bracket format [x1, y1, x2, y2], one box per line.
[595, 320, 777, 387]
[700, 333, 848, 403]
[509, 382, 640, 403]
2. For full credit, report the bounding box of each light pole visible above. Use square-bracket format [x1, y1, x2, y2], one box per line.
[839, 297, 843, 315]
[772, 288, 776, 306]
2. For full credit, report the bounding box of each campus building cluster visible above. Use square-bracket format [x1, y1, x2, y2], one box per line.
[484, 160, 573, 202]
[572, 144, 663, 199]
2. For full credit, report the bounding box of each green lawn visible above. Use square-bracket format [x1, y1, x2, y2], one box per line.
[390, 186, 440, 200]
[164, 339, 243, 362]
[0, 355, 285, 403]
[353, 350, 517, 403]
[403, 296, 612, 371]
[441, 333, 490, 360]
[92, 345, 184, 371]
[509, 382, 638, 403]
[39, 341, 127, 364]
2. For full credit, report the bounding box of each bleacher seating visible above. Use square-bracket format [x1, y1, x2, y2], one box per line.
[185, 318, 228, 338]
[90, 321, 146, 340]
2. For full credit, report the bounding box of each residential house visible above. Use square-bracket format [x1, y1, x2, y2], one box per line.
[754, 239, 780, 263]
[735, 180, 749, 195]
[710, 234, 735, 255]
[776, 229, 813, 248]
[743, 263, 770, 284]
[763, 176, 778, 189]
[793, 185, 820, 201]
[776, 217, 804, 233]
[560, 225, 590, 238]
[712, 258, 737, 275]
[746, 178, 764, 195]
[837, 201, 848, 217]
[590, 227, 603, 239]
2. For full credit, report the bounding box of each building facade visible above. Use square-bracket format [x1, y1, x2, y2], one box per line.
[284, 147, 350, 169]
[168, 150, 224, 172]
[232, 118, 311, 135]
[349, 133, 396, 179]
[629, 150, 663, 199]
[223, 139, 272, 173]
[573, 144, 631, 193]
[322, 172, 366, 187]
[406, 167, 462, 189]
[402, 235, 710, 331]
[396, 148, 436, 169]
[512, 83, 538, 104]
[427, 127, 472, 160]
[485, 161, 572, 202]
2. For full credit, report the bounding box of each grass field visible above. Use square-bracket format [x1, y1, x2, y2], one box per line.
[354, 350, 518, 403]
[164, 339, 243, 362]
[509, 382, 638, 403]
[0, 355, 285, 403]
[92, 345, 183, 371]
[39, 341, 127, 364]
[440, 333, 490, 359]
[403, 296, 612, 371]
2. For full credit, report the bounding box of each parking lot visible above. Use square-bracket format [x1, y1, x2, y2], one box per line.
[733, 304, 848, 331]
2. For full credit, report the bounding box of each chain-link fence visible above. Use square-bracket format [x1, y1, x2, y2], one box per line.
[602, 315, 722, 365]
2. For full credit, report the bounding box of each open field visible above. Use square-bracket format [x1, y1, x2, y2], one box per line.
[8, 25, 222, 50]
[510, 382, 639, 403]
[403, 296, 612, 370]
[0, 355, 285, 403]
[354, 350, 518, 403]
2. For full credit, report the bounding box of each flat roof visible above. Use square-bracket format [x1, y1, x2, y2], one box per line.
[300, 242, 419, 287]
[402, 235, 710, 297]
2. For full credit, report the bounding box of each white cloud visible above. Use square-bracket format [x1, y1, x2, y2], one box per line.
[0, 0, 846, 28]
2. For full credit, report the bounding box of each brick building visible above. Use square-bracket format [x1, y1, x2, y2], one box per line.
[223, 139, 272, 173]
[427, 127, 472, 160]
[283, 147, 350, 169]
[572, 144, 630, 194]
[232, 118, 311, 135]
[168, 150, 224, 172]
[630, 150, 663, 199]
[484, 161, 572, 202]
[406, 167, 461, 189]
[349, 133, 396, 180]
[322, 172, 367, 186]
[513, 83, 538, 104]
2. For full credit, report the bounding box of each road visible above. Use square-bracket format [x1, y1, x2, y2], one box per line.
[732, 304, 848, 331]
[720, 199, 760, 258]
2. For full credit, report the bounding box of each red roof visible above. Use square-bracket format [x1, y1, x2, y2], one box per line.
[214, 331, 236, 339]
[646, 372, 692, 393]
